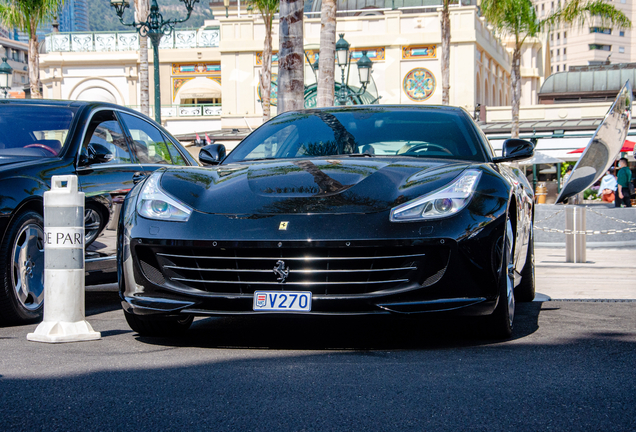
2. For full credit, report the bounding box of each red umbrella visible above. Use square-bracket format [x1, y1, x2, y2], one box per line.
[568, 139, 635, 154]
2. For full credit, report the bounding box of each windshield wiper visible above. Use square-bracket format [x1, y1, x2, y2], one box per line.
[346, 153, 373, 157]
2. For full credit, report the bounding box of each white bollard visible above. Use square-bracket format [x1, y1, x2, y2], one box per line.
[27, 175, 101, 343]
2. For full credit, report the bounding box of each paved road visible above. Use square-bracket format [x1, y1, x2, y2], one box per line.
[1, 291, 635, 431]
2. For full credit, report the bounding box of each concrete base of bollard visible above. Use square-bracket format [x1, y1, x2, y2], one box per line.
[27, 320, 101, 344]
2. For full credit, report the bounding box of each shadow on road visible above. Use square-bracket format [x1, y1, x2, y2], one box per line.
[133, 302, 543, 351]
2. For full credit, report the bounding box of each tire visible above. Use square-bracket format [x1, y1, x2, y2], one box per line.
[483, 218, 515, 339]
[515, 224, 535, 302]
[124, 310, 193, 337]
[0, 211, 45, 325]
[84, 204, 106, 247]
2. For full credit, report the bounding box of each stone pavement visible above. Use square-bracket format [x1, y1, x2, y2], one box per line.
[535, 248, 636, 301]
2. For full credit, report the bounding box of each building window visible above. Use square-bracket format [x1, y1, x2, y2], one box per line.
[551, 66, 554, 73]
[542, 3, 545, 10]
[589, 44, 612, 51]
[563, 48, 567, 55]
[619, 46, 625, 53]
[550, 33, 554, 41]
[590, 27, 612, 34]
[556, 65, 560, 72]
[550, 49, 554, 58]
[620, 30, 625, 37]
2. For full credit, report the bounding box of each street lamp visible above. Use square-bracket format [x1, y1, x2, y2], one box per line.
[0, 57, 13, 99]
[111, 0, 199, 123]
[334, 34, 374, 105]
[224, 0, 230, 18]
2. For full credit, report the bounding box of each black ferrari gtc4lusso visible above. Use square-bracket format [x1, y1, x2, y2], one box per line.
[118, 105, 536, 338]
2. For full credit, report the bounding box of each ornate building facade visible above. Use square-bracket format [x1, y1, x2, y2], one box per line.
[39, 4, 522, 136]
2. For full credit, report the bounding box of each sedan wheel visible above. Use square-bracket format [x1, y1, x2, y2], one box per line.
[84, 206, 104, 247]
[0, 211, 45, 324]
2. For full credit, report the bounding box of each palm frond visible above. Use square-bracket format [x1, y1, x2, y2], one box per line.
[540, 0, 631, 32]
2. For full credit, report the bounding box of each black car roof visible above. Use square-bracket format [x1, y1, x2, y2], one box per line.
[281, 104, 468, 115]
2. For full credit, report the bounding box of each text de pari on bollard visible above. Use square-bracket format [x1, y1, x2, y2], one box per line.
[27, 175, 101, 343]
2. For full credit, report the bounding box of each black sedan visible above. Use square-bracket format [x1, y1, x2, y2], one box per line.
[119, 106, 536, 338]
[0, 99, 198, 325]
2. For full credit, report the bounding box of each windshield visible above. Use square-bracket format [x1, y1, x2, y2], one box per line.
[0, 105, 77, 158]
[225, 107, 488, 163]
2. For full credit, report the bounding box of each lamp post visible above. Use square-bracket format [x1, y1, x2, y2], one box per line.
[334, 34, 374, 105]
[0, 57, 13, 99]
[224, 0, 230, 18]
[110, 0, 199, 123]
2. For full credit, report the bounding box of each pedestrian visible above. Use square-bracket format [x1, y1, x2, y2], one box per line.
[615, 157, 633, 208]
[599, 168, 617, 203]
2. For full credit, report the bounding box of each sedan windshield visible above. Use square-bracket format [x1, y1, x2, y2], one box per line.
[0, 105, 76, 158]
[225, 107, 488, 163]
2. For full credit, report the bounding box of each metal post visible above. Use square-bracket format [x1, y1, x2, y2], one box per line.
[565, 206, 586, 263]
[149, 33, 162, 124]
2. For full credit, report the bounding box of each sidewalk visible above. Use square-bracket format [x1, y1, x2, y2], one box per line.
[535, 248, 636, 300]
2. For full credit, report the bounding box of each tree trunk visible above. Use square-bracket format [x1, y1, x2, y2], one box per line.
[135, 0, 150, 116]
[511, 47, 521, 139]
[261, 14, 273, 121]
[441, 1, 451, 105]
[317, 0, 336, 108]
[28, 34, 41, 98]
[278, 0, 305, 113]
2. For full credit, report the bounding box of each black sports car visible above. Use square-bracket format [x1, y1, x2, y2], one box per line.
[0, 99, 198, 325]
[119, 105, 536, 338]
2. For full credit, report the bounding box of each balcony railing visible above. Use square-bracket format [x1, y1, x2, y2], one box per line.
[127, 104, 222, 118]
[45, 28, 220, 53]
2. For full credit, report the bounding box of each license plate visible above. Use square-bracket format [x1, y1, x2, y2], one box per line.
[253, 291, 312, 312]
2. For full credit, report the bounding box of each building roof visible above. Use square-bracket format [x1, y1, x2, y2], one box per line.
[539, 63, 636, 103]
[480, 118, 603, 136]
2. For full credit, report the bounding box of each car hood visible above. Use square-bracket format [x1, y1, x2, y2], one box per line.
[0, 155, 54, 170]
[159, 158, 474, 215]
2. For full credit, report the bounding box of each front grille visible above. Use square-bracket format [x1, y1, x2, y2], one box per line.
[135, 244, 449, 296]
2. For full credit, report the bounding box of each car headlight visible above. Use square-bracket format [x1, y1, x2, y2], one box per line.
[390, 169, 482, 222]
[137, 172, 192, 222]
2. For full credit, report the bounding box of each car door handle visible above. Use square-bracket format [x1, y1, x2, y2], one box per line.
[132, 172, 147, 184]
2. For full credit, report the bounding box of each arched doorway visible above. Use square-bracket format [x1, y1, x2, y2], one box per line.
[174, 77, 222, 105]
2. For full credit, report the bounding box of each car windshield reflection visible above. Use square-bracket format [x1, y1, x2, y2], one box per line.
[225, 107, 489, 163]
[0, 106, 76, 158]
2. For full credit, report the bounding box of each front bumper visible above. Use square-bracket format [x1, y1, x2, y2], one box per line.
[119, 210, 507, 317]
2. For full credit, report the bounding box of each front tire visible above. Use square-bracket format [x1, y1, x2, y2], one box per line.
[0, 211, 45, 325]
[515, 224, 535, 302]
[483, 218, 515, 339]
[124, 310, 193, 337]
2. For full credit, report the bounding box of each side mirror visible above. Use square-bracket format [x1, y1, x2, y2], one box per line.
[199, 143, 226, 165]
[493, 139, 534, 163]
[84, 143, 115, 165]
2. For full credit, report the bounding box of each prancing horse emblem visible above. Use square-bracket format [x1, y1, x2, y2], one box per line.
[273, 260, 290, 283]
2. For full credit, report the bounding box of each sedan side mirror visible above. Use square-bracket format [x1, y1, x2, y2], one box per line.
[199, 143, 226, 165]
[493, 139, 534, 163]
[83, 143, 115, 165]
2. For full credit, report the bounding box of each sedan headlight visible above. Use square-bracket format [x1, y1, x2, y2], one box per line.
[390, 169, 482, 222]
[137, 172, 192, 222]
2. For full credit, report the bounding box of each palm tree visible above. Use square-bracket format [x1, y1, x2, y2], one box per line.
[481, 0, 631, 138]
[249, 0, 279, 121]
[134, 0, 150, 116]
[440, 0, 456, 105]
[278, 0, 304, 113]
[0, 0, 64, 99]
[317, 0, 336, 107]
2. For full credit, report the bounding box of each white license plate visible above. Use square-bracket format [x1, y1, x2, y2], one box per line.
[253, 291, 312, 312]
